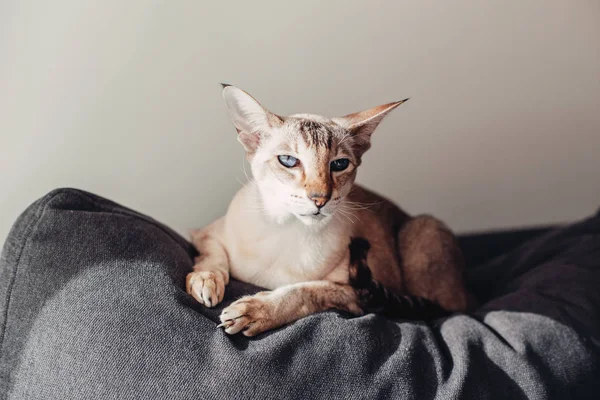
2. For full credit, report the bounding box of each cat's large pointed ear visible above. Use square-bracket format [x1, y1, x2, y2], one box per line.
[333, 99, 408, 155]
[221, 84, 283, 153]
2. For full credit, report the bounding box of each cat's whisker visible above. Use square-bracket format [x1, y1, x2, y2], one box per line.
[236, 154, 257, 191]
[341, 205, 375, 213]
[342, 200, 381, 213]
[346, 199, 383, 207]
[335, 207, 358, 224]
[340, 203, 371, 210]
[339, 212, 356, 225]
[338, 204, 363, 222]
[236, 177, 250, 189]
[241, 157, 252, 183]
[334, 211, 352, 225]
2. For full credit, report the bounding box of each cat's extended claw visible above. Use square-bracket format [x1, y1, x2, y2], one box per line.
[217, 320, 234, 329]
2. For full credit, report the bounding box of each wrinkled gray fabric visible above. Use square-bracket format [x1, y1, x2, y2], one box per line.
[1, 188, 599, 399]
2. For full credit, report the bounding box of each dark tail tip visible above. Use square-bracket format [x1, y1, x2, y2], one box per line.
[220, 83, 232, 89]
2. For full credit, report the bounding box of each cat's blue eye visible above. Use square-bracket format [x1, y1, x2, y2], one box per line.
[278, 155, 299, 168]
[330, 158, 350, 172]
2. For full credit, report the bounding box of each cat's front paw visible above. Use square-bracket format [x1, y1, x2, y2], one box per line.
[186, 270, 227, 308]
[218, 292, 279, 337]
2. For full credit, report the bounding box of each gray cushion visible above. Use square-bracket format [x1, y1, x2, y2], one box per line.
[1, 188, 599, 399]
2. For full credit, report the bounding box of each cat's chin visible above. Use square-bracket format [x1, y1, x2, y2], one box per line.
[294, 213, 330, 227]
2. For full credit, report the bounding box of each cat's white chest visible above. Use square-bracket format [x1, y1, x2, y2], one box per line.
[226, 219, 347, 289]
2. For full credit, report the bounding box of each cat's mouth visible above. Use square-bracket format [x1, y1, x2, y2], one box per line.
[297, 212, 328, 222]
[299, 212, 325, 218]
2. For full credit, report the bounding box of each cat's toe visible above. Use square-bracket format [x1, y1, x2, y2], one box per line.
[219, 294, 276, 337]
[186, 270, 226, 307]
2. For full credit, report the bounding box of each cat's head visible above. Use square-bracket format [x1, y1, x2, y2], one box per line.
[222, 84, 407, 226]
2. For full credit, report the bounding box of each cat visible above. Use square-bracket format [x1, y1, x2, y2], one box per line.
[186, 84, 475, 336]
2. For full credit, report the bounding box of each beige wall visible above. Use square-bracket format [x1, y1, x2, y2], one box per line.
[1, 1, 599, 244]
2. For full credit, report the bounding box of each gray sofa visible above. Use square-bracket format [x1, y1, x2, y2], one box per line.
[1, 188, 599, 399]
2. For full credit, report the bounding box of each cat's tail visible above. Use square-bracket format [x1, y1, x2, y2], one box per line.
[348, 237, 450, 320]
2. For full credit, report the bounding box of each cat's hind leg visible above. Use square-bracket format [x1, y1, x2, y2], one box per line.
[396, 215, 476, 313]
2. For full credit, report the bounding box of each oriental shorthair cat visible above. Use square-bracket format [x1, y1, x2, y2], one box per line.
[186, 84, 475, 336]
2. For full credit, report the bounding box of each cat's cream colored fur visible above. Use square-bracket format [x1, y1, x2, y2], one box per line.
[187, 85, 471, 336]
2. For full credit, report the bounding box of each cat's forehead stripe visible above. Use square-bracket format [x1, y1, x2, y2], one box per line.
[284, 117, 355, 161]
[298, 119, 334, 150]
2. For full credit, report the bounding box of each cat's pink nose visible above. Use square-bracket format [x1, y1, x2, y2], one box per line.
[309, 194, 329, 208]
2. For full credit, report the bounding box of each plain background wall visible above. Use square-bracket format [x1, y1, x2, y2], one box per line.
[1, 1, 599, 245]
